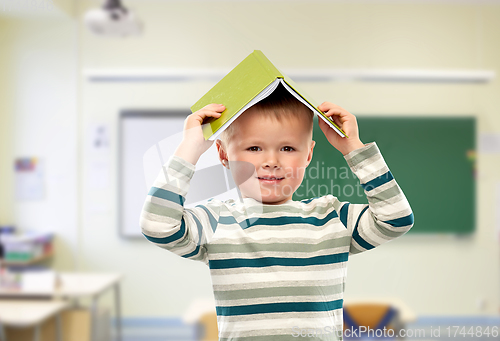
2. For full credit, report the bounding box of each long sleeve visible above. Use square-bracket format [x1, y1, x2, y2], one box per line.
[340, 142, 414, 255]
[139, 155, 220, 265]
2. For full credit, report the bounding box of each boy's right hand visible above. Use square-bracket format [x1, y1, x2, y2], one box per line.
[174, 104, 225, 165]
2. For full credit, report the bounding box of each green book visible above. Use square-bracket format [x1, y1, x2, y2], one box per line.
[191, 50, 347, 140]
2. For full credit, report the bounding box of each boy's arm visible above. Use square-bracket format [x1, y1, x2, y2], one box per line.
[140, 104, 225, 264]
[140, 155, 221, 264]
[317, 101, 413, 254]
[341, 142, 414, 254]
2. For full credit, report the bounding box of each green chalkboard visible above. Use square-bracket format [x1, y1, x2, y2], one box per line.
[293, 116, 476, 234]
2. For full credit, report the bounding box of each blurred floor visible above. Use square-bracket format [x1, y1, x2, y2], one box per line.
[109, 316, 500, 341]
[111, 318, 196, 341]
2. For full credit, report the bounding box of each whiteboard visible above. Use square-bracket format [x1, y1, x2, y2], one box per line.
[119, 110, 240, 237]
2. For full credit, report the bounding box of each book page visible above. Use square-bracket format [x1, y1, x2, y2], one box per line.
[208, 79, 282, 140]
[279, 79, 345, 137]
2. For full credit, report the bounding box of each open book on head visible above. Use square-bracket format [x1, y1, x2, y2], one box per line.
[191, 50, 347, 141]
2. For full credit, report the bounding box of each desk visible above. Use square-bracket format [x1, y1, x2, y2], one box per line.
[0, 300, 68, 341]
[0, 273, 122, 341]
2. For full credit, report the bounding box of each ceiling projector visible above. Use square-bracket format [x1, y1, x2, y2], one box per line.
[84, 0, 143, 37]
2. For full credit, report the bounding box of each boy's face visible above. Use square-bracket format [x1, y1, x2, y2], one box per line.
[217, 108, 315, 205]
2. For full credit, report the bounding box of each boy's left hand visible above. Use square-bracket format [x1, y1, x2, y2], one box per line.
[318, 102, 365, 155]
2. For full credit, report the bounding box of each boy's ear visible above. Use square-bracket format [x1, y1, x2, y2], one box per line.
[215, 139, 229, 168]
[306, 140, 316, 166]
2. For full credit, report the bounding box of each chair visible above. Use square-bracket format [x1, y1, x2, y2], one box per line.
[182, 298, 218, 341]
[196, 311, 218, 341]
[343, 303, 404, 340]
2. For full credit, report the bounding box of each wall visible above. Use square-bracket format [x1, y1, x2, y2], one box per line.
[0, 14, 79, 270]
[0, 18, 14, 226]
[1, 0, 499, 318]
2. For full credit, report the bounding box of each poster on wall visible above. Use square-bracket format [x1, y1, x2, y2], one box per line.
[15, 157, 44, 201]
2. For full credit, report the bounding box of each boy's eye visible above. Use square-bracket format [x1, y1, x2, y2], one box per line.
[282, 146, 294, 152]
[248, 146, 261, 152]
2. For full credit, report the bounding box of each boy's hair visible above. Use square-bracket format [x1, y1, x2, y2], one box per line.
[219, 84, 314, 146]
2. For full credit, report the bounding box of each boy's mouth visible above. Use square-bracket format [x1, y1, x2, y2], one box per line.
[257, 176, 284, 184]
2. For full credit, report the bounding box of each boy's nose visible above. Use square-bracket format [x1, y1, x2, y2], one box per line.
[264, 163, 279, 169]
[263, 153, 280, 169]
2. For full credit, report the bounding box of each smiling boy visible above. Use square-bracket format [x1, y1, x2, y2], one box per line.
[140, 87, 414, 340]
[216, 105, 315, 205]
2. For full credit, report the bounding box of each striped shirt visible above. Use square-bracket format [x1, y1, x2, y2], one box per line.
[140, 142, 414, 341]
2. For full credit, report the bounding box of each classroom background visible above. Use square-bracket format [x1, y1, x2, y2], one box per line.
[1, 0, 499, 340]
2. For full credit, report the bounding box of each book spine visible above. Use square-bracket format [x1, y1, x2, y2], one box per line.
[252, 50, 283, 79]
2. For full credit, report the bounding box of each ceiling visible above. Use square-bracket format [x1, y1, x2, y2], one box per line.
[1, 0, 499, 20]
